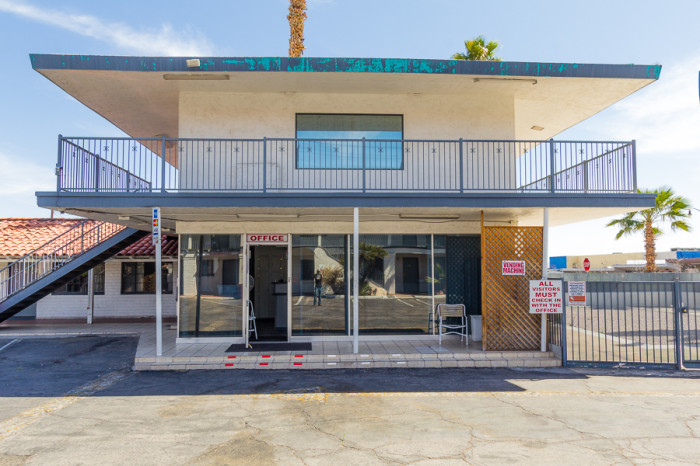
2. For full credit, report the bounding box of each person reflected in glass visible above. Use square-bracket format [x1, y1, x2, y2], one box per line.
[313, 267, 323, 306]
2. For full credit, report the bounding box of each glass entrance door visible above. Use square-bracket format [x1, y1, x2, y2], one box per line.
[249, 245, 289, 341]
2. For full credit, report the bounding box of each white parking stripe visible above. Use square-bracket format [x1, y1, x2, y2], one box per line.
[0, 339, 19, 353]
[0, 370, 129, 440]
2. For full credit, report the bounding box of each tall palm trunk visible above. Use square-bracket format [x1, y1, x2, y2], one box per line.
[288, 0, 307, 58]
[644, 220, 656, 272]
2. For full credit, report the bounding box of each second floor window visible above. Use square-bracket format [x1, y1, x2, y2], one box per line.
[296, 114, 403, 169]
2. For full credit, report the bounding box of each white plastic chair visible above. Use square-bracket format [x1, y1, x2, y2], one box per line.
[437, 303, 467, 346]
[247, 300, 258, 340]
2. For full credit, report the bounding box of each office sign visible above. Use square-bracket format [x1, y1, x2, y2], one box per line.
[529, 280, 563, 314]
[246, 234, 289, 245]
[567, 281, 587, 307]
[502, 260, 526, 275]
[152, 207, 160, 245]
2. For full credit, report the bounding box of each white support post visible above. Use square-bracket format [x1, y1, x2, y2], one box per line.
[155, 236, 163, 357]
[287, 236, 292, 342]
[86, 268, 94, 325]
[430, 234, 435, 335]
[153, 207, 163, 357]
[541, 207, 549, 352]
[242, 235, 249, 348]
[353, 208, 359, 354]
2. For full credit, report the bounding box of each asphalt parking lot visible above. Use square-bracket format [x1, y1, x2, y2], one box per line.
[1, 336, 699, 465]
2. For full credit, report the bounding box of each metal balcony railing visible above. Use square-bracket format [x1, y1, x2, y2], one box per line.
[0, 220, 125, 301]
[55, 136, 637, 194]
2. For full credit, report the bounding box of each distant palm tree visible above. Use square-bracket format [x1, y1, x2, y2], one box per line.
[607, 187, 692, 272]
[452, 35, 501, 61]
[288, 0, 307, 57]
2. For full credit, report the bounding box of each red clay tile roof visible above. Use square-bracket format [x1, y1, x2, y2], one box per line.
[0, 218, 177, 258]
[0, 218, 86, 256]
[118, 234, 178, 256]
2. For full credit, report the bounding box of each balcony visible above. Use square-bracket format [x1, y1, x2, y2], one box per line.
[55, 137, 637, 195]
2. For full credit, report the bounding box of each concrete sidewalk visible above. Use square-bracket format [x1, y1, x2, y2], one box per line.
[0, 321, 560, 371]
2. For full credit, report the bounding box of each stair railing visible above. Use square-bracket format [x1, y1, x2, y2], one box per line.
[0, 220, 126, 301]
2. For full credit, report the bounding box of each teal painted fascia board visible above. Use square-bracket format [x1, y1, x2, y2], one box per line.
[29, 54, 662, 80]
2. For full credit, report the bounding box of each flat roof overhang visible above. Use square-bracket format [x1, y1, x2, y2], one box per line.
[36, 191, 656, 232]
[30, 54, 661, 142]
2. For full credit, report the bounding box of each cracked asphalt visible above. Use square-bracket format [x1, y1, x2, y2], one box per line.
[1, 336, 699, 465]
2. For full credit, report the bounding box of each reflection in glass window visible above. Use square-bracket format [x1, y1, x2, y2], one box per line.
[292, 235, 348, 335]
[179, 234, 243, 337]
[354, 235, 431, 335]
[296, 114, 403, 169]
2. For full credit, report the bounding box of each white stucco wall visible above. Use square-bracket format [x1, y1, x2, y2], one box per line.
[179, 91, 515, 140]
[35, 259, 178, 320]
[177, 91, 518, 191]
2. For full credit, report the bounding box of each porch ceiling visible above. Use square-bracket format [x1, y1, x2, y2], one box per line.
[35, 193, 655, 233]
[31, 55, 659, 142]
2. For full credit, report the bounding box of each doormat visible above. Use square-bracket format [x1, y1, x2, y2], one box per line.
[225, 342, 313, 353]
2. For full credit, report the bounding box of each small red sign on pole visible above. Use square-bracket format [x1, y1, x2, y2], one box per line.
[583, 258, 591, 272]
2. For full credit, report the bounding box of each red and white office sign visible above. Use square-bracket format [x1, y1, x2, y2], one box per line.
[567, 281, 587, 307]
[529, 280, 563, 314]
[502, 260, 526, 275]
[246, 234, 289, 245]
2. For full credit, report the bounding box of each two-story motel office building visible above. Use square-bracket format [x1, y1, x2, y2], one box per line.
[30, 55, 659, 350]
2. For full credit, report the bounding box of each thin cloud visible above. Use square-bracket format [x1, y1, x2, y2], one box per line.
[0, 0, 214, 55]
[0, 151, 55, 217]
[588, 51, 700, 157]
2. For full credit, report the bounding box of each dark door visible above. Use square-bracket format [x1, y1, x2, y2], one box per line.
[446, 236, 481, 330]
[403, 257, 420, 294]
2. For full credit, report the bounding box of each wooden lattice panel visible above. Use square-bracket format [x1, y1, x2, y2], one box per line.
[482, 226, 543, 350]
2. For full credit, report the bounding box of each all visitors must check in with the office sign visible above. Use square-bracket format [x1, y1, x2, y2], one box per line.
[246, 234, 289, 245]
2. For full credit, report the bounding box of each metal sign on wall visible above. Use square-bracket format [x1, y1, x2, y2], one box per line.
[152, 207, 160, 245]
[567, 281, 587, 307]
[529, 280, 563, 314]
[246, 234, 289, 245]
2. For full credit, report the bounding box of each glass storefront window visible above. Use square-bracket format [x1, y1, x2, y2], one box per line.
[179, 234, 243, 337]
[292, 235, 348, 335]
[354, 234, 432, 335]
[176, 232, 479, 340]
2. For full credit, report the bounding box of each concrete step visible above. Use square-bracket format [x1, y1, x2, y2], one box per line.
[134, 352, 560, 371]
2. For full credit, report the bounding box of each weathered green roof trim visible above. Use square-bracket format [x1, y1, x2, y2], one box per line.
[30, 54, 662, 80]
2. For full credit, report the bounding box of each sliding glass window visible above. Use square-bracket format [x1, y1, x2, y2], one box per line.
[296, 114, 403, 169]
[179, 234, 243, 337]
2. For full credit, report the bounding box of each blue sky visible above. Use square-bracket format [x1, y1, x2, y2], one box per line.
[0, 0, 699, 256]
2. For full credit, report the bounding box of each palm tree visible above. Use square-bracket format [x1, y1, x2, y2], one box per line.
[607, 187, 692, 272]
[452, 35, 501, 61]
[288, 0, 307, 57]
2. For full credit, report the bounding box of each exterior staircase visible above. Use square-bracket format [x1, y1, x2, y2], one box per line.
[0, 220, 147, 322]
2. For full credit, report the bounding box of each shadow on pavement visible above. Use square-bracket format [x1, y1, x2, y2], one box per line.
[3, 335, 692, 399]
